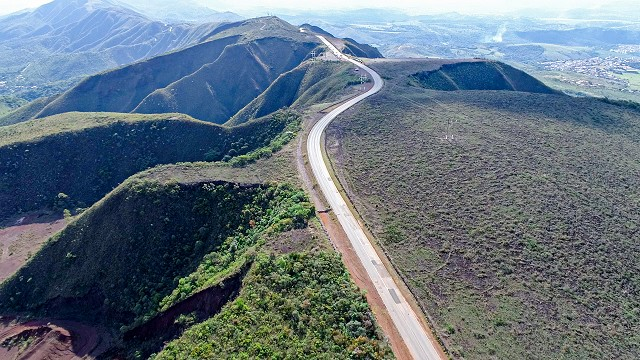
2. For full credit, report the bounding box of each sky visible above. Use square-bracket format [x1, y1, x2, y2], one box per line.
[0, 0, 632, 16]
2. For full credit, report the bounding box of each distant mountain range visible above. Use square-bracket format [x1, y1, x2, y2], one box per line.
[1, 16, 382, 126]
[0, 0, 233, 100]
[114, 0, 244, 23]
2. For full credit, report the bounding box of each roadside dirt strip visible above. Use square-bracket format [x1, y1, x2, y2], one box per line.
[308, 36, 444, 360]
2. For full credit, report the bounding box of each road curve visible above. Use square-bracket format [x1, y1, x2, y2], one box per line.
[308, 36, 443, 360]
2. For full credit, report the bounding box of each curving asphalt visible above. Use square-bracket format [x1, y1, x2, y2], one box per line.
[307, 35, 443, 360]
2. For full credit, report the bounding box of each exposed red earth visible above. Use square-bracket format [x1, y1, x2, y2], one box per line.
[0, 211, 66, 282]
[0, 317, 110, 359]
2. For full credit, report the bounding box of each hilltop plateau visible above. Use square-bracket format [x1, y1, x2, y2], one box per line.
[327, 58, 640, 359]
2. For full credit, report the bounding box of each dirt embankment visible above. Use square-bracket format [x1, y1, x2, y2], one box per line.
[0, 317, 110, 360]
[124, 267, 246, 343]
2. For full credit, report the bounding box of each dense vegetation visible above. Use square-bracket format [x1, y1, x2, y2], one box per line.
[327, 60, 640, 359]
[410, 61, 557, 93]
[0, 179, 312, 325]
[0, 111, 297, 220]
[154, 252, 392, 360]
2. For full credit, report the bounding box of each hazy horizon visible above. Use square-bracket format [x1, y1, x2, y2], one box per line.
[1, 0, 638, 18]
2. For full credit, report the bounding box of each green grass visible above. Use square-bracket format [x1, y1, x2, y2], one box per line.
[0, 112, 198, 147]
[0, 96, 27, 117]
[153, 252, 393, 360]
[228, 61, 359, 126]
[620, 72, 640, 91]
[410, 61, 557, 94]
[326, 59, 640, 359]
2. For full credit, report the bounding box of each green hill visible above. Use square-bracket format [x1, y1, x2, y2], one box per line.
[410, 60, 558, 93]
[343, 37, 384, 59]
[28, 17, 321, 124]
[0, 110, 296, 220]
[0, 178, 279, 324]
[228, 61, 360, 125]
[326, 59, 640, 358]
[0, 146, 391, 359]
[0, 96, 54, 127]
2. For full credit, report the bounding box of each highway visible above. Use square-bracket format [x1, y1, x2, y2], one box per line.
[308, 35, 443, 360]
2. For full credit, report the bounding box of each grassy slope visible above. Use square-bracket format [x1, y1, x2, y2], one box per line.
[0, 83, 394, 358]
[132, 37, 316, 124]
[0, 96, 27, 117]
[34, 35, 241, 118]
[29, 17, 320, 125]
[0, 97, 54, 127]
[326, 60, 640, 359]
[0, 111, 295, 220]
[228, 61, 358, 126]
[411, 60, 558, 93]
[0, 179, 276, 324]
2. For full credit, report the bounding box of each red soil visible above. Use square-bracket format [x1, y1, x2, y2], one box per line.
[0, 317, 110, 360]
[0, 211, 66, 282]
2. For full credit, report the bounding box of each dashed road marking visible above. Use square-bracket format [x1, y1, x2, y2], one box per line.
[389, 288, 401, 304]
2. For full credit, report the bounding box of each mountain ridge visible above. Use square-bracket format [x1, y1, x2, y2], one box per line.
[27, 17, 321, 124]
[0, 0, 225, 102]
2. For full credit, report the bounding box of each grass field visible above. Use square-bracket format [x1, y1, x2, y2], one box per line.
[620, 72, 640, 91]
[326, 60, 640, 359]
[0, 96, 27, 117]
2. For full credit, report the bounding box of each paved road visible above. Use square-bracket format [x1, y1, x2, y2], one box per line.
[308, 36, 443, 360]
